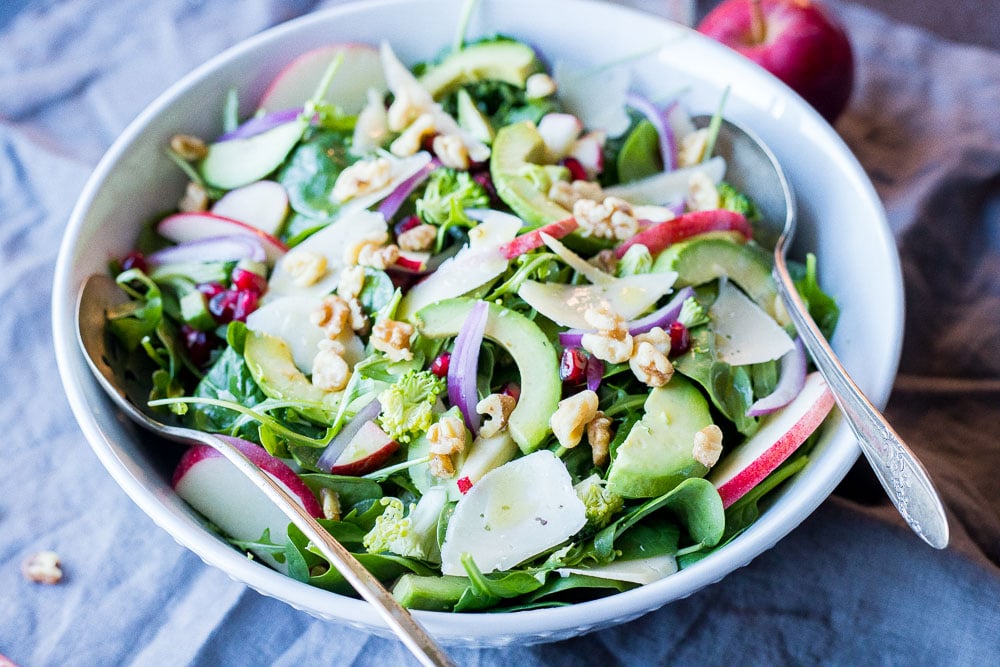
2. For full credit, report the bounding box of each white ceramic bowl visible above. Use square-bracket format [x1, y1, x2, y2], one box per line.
[52, 0, 902, 647]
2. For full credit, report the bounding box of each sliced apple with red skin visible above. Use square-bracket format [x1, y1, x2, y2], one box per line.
[172, 435, 321, 570]
[499, 217, 579, 259]
[327, 420, 400, 476]
[566, 131, 605, 178]
[210, 180, 289, 237]
[393, 250, 431, 273]
[708, 372, 835, 508]
[614, 209, 751, 259]
[157, 212, 288, 265]
[258, 43, 385, 115]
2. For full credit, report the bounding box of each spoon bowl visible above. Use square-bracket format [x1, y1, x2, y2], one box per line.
[75, 274, 455, 667]
[698, 115, 950, 549]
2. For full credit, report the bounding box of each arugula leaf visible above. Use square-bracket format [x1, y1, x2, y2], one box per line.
[453, 554, 546, 612]
[792, 253, 840, 340]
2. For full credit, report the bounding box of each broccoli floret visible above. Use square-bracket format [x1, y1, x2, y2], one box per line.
[616, 244, 653, 277]
[574, 474, 625, 532]
[362, 490, 448, 562]
[416, 168, 490, 227]
[717, 181, 761, 222]
[678, 296, 710, 329]
[376, 370, 445, 444]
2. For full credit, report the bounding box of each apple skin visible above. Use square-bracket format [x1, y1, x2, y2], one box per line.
[499, 217, 579, 259]
[157, 212, 288, 265]
[614, 209, 751, 259]
[708, 372, 835, 508]
[697, 0, 854, 122]
[327, 421, 400, 476]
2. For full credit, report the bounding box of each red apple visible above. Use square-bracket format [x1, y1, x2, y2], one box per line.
[210, 180, 289, 237]
[499, 217, 579, 259]
[614, 209, 751, 259]
[258, 43, 385, 115]
[327, 420, 400, 476]
[697, 0, 854, 122]
[708, 372, 835, 507]
[173, 435, 322, 570]
[157, 212, 288, 265]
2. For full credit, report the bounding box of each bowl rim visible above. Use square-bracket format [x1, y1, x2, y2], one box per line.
[52, 0, 903, 644]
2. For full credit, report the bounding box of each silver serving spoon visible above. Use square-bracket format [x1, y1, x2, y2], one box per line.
[76, 274, 455, 667]
[696, 115, 949, 549]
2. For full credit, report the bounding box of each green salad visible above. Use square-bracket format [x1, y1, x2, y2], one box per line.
[104, 25, 839, 612]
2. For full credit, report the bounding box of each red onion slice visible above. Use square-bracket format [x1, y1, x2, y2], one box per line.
[586, 356, 604, 392]
[217, 108, 304, 142]
[316, 398, 383, 471]
[447, 300, 489, 434]
[626, 93, 677, 172]
[557, 286, 695, 347]
[146, 235, 266, 266]
[746, 337, 807, 417]
[377, 158, 438, 220]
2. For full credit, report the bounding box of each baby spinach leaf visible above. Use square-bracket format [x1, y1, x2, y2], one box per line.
[617, 120, 662, 183]
[277, 128, 354, 219]
[299, 474, 384, 509]
[453, 554, 546, 612]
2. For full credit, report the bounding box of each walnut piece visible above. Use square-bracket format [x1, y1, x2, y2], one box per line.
[281, 249, 328, 287]
[587, 411, 613, 468]
[580, 304, 634, 364]
[370, 318, 414, 362]
[427, 416, 466, 456]
[397, 223, 437, 252]
[332, 156, 393, 202]
[22, 551, 62, 584]
[320, 487, 342, 522]
[573, 196, 638, 241]
[686, 171, 721, 211]
[432, 134, 470, 170]
[692, 425, 724, 467]
[629, 340, 674, 387]
[169, 133, 207, 161]
[310, 294, 351, 339]
[390, 113, 435, 157]
[550, 390, 600, 449]
[311, 342, 350, 392]
[548, 179, 604, 211]
[178, 181, 209, 212]
[476, 393, 516, 438]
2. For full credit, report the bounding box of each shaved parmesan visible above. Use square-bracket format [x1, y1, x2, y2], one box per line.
[246, 296, 363, 373]
[557, 553, 678, 585]
[440, 450, 586, 576]
[710, 280, 794, 366]
[518, 271, 678, 329]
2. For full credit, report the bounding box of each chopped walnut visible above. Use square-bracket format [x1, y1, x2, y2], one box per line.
[22, 551, 62, 584]
[573, 196, 638, 241]
[320, 487, 342, 522]
[282, 249, 328, 287]
[169, 133, 208, 161]
[692, 424, 724, 467]
[397, 223, 437, 252]
[587, 411, 612, 468]
[686, 171, 721, 211]
[634, 326, 671, 356]
[337, 265, 366, 301]
[332, 156, 393, 203]
[580, 304, 634, 364]
[387, 87, 425, 133]
[390, 112, 435, 157]
[432, 134, 469, 170]
[548, 179, 604, 210]
[677, 128, 710, 167]
[588, 249, 618, 275]
[310, 294, 351, 338]
[550, 389, 600, 449]
[342, 231, 389, 266]
[525, 72, 557, 99]
[370, 318, 414, 362]
[312, 342, 350, 392]
[357, 242, 400, 270]
[629, 340, 674, 387]
[476, 393, 516, 438]
[347, 298, 369, 333]
[178, 181, 209, 212]
[428, 453, 456, 478]
[427, 416, 466, 479]
[427, 416, 467, 456]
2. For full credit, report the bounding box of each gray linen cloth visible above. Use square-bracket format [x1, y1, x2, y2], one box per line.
[1, 0, 998, 664]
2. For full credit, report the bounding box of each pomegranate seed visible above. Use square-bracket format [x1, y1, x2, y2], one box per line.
[197, 282, 226, 299]
[208, 290, 237, 323]
[394, 215, 422, 236]
[430, 352, 451, 378]
[560, 157, 589, 182]
[181, 325, 213, 367]
[669, 321, 690, 356]
[456, 476, 473, 494]
[120, 251, 147, 273]
[231, 267, 267, 295]
[560, 348, 588, 384]
[501, 382, 521, 401]
[230, 290, 259, 322]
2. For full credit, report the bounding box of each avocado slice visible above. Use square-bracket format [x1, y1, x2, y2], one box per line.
[652, 237, 783, 321]
[490, 121, 570, 228]
[415, 298, 560, 453]
[418, 41, 541, 99]
[606, 376, 714, 499]
[243, 329, 340, 421]
[456, 88, 495, 144]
